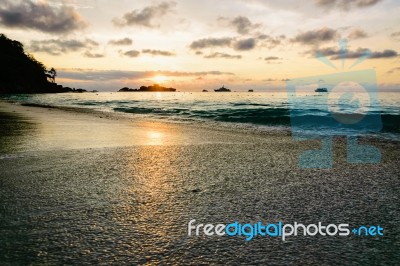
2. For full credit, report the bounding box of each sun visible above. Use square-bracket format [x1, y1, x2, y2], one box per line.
[153, 75, 167, 83]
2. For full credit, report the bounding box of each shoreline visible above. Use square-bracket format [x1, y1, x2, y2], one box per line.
[14, 99, 295, 137]
[0, 100, 291, 154]
[1, 98, 398, 147]
[0, 99, 398, 157]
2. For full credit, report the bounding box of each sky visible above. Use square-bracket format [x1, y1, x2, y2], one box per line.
[0, 0, 399, 91]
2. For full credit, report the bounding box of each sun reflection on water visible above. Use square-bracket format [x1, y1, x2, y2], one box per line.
[147, 131, 164, 145]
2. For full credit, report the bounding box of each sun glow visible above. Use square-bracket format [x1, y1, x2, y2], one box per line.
[153, 75, 167, 83]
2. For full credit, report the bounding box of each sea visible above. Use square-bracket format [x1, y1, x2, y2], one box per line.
[1, 91, 399, 140]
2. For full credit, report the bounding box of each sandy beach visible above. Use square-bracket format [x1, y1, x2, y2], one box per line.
[0, 100, 399, 265]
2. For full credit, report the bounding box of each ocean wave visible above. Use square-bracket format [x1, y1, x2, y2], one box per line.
[2, 92, 399, 137]
[381, 114, 400, 133]
[113, 105, 400, 136]
[114, 106, 291, 125]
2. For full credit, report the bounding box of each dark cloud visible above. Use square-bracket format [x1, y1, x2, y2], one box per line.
[221, 16, 261, 35]
[313, 47, 341, 57]
[387, 67, 400, 74]
[314, 47, 398, 59]
[109, 38, 133, 46]
[189, 37, 233, 49]
[204, 52, 242, 59]
[195, 51, 203, 55]
[266, 37, 284, 48]
[112, 1, 175, 28]
[142, 49, 175, 56]
[58, 69, 234, 81]
[0, 0, 87, 34]
[348, 29, 368, 39]
[233, 38, 256, 51]
[190, 34, 282, 52]
[120, 50, 141, 57]
[264, 56, 280, 61]
[232, 16, 253, 34]
[30, 38, 98, 56]
[83, 51, 104, 58]
[292, 27, 339, 45]
[368, 50, 398, 59]
[257, 34, 286, 49]
[315, 0, 383, 9]
[264, 56, 282, 64]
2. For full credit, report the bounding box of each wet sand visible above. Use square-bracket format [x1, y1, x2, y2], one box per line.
[0, 101, 399, 265]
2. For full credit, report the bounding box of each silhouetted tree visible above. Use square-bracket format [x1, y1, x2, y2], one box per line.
[46, 67, 57, 83]
[0, 33, 68, 93]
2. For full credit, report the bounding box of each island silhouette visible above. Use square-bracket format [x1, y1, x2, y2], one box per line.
[119, 84, 176, 92]
[0, 34, 85, 94]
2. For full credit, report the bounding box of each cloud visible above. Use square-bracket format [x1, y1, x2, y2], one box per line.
[142, 49, 175, 56]
[391, 32, 400, 40]
[233, 38, 256, 51]
[264, 56, 280, 61]
[83, 51, 104, 58]
[348, 29, 368, 39]
[0, 0, 87, 34]
[204, 52, 242, 59]
[263, 56, 282, 64]
[257, 34, 286, 49]
[315, 0, 383, 9]
[387, 67, 400, 74]
[201, 71, 234, 75]
[263, 78, 290, 82]
[292, 27, 339, 45]
[189, 37, 233, 49]
[314, 47, 398, 59]
[30, 38, 98, 56]
[108, 38, 133, 46]
[190, 37, 256, 51]
[112, 1, 175, 28]
[58, 69, 234, 81]
[120, 50, 140, 57]
[341, 49, 397, 59]
[190, 35, 281, 51]
[219, 16, 261, 35]
[232, 16, 255, 34]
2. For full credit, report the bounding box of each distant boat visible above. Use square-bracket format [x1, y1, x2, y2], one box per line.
[248, 89, 254, 92]
[214, 85, 231, 92]
[315, 88, 328, 92]
[202, 89, 208, 92]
